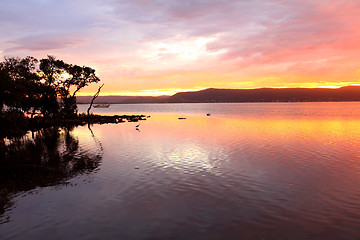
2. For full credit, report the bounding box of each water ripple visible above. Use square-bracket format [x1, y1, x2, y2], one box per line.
[2, 104, 360, 239]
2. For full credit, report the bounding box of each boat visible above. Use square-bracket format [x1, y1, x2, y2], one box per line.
[93, 104, 110, 108]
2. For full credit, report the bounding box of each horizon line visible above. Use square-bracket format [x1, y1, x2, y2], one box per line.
[76, 85, 360, 97]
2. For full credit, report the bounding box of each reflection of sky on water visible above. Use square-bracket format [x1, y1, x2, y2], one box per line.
[90, 111, 360, 185]
[2, 103, 360, 239]
[151, 142, 227, 174]
[79, 102, 360, 120]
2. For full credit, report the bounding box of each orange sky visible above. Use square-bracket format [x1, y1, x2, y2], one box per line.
[1, 0, 360, 96]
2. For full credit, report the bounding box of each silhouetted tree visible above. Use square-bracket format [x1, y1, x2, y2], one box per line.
[39, 55, 100, 116]
[1, 55, 100, 118]
[0, 56, 40, 113]
[0, 68, 13, 112]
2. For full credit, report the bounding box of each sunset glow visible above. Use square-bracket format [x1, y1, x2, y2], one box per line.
[1, 0, 360, 96]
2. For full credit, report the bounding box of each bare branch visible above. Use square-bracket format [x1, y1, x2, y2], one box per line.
[87, 84, 104, 116]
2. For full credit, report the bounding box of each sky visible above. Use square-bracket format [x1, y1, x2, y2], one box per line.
[1, 0, 360, 96]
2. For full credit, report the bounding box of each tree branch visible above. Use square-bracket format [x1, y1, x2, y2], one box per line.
[87, 84, 104, 116]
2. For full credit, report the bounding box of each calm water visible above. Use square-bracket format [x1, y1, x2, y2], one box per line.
[1, 102, 360, 240]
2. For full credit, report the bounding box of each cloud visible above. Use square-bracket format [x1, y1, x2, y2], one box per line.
[2, 0, 360, 93]
[102, 0, 360, 68]
[206, 1, 355, 60]
[0, 0, 94, 28]
[4, 34, 87, 53]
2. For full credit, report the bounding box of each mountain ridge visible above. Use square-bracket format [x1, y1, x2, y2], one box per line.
[77, 86, 360, 104]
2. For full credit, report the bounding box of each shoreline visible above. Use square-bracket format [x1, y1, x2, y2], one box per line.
[1, 114, 149, 139]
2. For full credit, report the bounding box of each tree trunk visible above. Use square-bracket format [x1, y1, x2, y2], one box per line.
[87, 84, 104, 116]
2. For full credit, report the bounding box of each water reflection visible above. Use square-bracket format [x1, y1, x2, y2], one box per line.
[0, 126, 102, 222]
[2, 103, 360, 239]
[91, 113, 360, 239]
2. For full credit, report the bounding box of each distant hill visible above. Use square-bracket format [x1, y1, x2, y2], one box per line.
[77, 86, 360, 104]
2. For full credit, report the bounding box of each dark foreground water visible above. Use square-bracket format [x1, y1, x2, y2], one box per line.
[1, 102, 360, 240]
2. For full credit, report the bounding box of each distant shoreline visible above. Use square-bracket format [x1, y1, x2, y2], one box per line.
[77, 86, 360, 104]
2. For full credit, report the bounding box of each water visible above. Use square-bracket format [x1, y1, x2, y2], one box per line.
[1, 102, 360, 240]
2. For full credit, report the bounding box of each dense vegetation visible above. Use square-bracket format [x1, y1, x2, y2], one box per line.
[0, 56, 100, 137]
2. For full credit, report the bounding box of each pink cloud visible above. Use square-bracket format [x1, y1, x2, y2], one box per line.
[5, 34, 87, 53]
[210, 1, 360, 66]
[2, 0, 360, 92]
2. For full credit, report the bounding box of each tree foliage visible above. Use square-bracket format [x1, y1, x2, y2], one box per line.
[0, 55, 100, 119]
